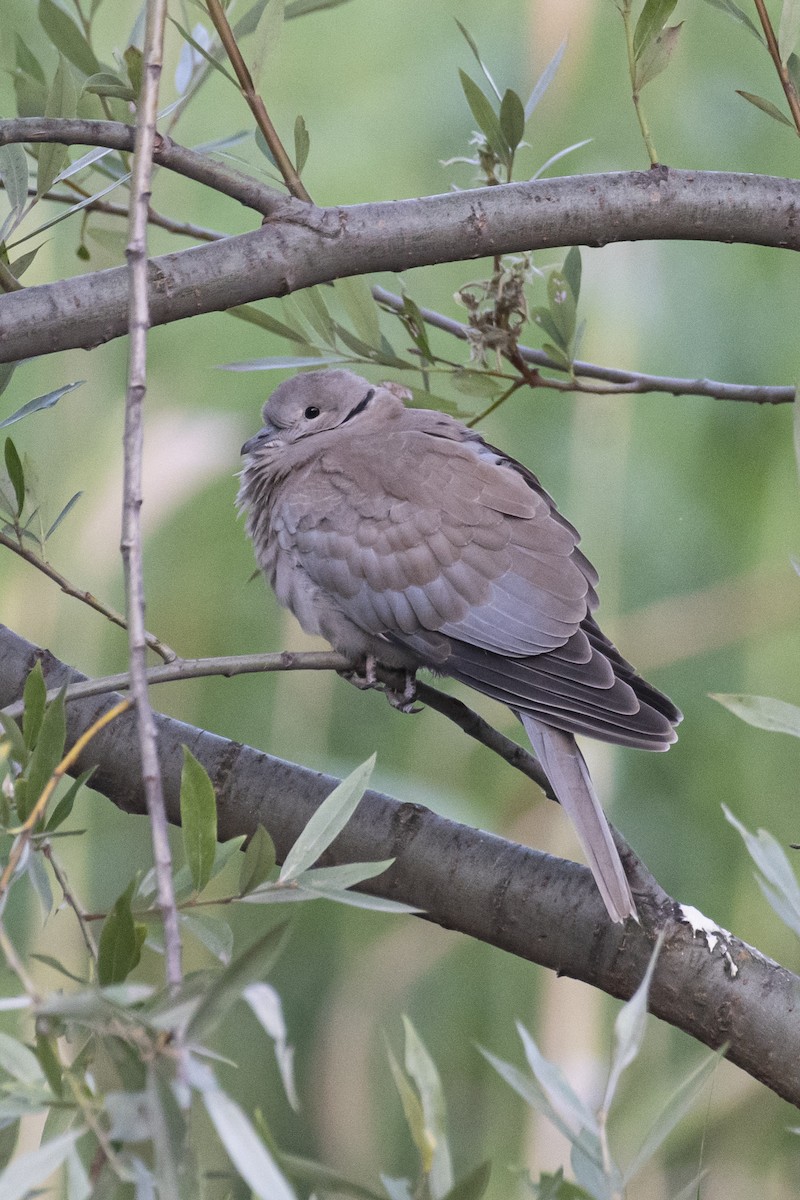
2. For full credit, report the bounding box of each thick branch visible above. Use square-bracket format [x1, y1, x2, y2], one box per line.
[2, 623, 799, 1108]
[1, 168, 799, 363]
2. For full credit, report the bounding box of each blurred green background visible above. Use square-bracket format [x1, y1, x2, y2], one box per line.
[2, 0, 800, 1195]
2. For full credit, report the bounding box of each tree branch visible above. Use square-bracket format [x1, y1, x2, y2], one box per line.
[1, 167, 798, 364]
[372, 286, 796, 405]
[2, 622, 799, 1108]
[0, 117, 287, 217]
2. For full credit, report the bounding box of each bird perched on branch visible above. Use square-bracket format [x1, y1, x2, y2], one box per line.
[238, 369, 681, 922]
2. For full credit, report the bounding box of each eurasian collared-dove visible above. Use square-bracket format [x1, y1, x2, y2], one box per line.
[239, 369, 681, 922]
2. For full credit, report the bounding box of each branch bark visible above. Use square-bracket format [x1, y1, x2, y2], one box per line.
[1, 165, 799, 363]
[2, 623, 799, 1109]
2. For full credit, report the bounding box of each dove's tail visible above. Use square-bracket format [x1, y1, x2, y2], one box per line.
[520, 715, 637, 923]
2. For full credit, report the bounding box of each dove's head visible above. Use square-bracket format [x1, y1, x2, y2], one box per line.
[241, 370, 408, 456]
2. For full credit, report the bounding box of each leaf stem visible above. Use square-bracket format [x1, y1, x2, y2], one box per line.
[620, 0, 660, 164]
[753, 0, 800, 134]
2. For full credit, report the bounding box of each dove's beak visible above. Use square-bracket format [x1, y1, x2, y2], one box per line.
[241, 422, 279, 455]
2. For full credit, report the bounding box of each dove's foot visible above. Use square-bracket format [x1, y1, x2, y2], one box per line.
[338, 659, 421, 714]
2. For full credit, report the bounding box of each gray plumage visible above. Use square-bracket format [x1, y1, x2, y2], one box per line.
[238, 369, 681, 922]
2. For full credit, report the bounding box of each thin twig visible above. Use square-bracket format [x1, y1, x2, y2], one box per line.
[0, 531, 178, 663]
[0, 118, 287, 216]
[753, 0, 800, 135]
[41, 841, 99, 966]
[204, 0, 312, 202]
[123, 0, 183, 991]
[372, 286, 796, 405]
[40, 182, 226, 242]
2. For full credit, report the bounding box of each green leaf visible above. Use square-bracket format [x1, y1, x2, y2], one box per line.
[249, 0, 285, 89]
[0, 1032, 45, 1085]
[239, 824, 277, 894]
[20, 687, 66, 821]
[387, 1043, 433, 1174]
[204, 1088, 297, 1200]
[147, 1064, 186, 1199]
[180, 746, 218, 893]
[736, 90, 794, 127]
[243, 981, 299, 1110]
[710, 692, 800, 736]
[180, 911, 234, 964]
[15, 35, 45, 84]
[789, 51, 800, 93]
[779, 0, 800, 62]
[36, 56, 78, 198]
[98, 880, 142, 986]
[602, 934, 663, 1110]
[167, 18, 239, 87]
[82, 72, 136, 101]
[0, 145, 30, 244]
[562, 247, 582, 305]
[22, 661, 46, 751]
[38, 0, 102, 76]
[516, 1023, 599, 1137]
[0, 364, 18, 402]
[723, 804, 800, 934]
[337, 275, 382, 347]
[30, 953, 88, 985]
[293, 114, 310, 175]
[0, 381, 85, 430]
[3, 438, 25, 517]
[0, 713, 28, 771]
[297, 858, 394, 890]
[440, 1163, 492, 1200]
[633, 0, 678, 58]
[227, 304, 315, 346]
[624, 1050, 722, 1183]
[285, 0, 353, 16]
[220, 354, 347, 372]
[45, 767, 94, 832]
[34, 1034, 63, 1098]
[455, 20, 502, 101]
[287, 884, 418, 913]
[279, 754, 375, 883]
[45, 491, 83, 540]
[458, 71, 510, 163]
[403, 1016, 453, 1196]
[499, 89, 525, 156]
[293, 286, 337, 345]
[123, 46, 144, 98]
[278, 1151, 385, 1200]
[701, 0, 764, 41]
[525, 38, 567, 120]
[0, 1128, 83, 1200]
[9, 244, 45, 281]
[634, 23, 684, 91]
[187, 920, 290, 1042]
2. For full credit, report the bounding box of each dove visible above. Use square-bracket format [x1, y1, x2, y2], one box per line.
[238, 369, 681, 922]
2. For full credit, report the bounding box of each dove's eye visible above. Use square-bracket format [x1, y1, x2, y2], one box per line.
[304, 406, 320, 419]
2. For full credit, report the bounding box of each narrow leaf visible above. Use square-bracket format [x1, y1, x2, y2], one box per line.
[525, 38, 567, 120]
[0, 381, 84, 430]
[293, 114, 310, 175]
[516, 1023, 599, 1136]
[779, 0, 800, 63]
[21, 687, 66, 821]
[279, 754, 375, 883]
[45, 767, 94, 831]
[45, 491, 83, 540]
[455, 20, 502, 101]
[337, 275, 382, 347]
[634, 23, 684, 91]
[37, 57, 78, 198]
[0, 145, 30, 244]
[0, 1127, 83, 1200]
[180, 746, 218, 893]
[219, 354, 347, 372]
[624, 1051, 722, 1182]
[710, 692, 800, 736]
[736, 90, 794, 126]
[180, 911, 234, 964]
[723, 804, 800, 932]
[4, 438, 25, 516]
[167, 18, 239, 87]
[187, 921, 289, 1042]
[701, 0, 764, 40]
[38, 0, 101, 75]
[387, 1045, 434, 1174]
[458, 71, 510, 162]
[562, 246, 582, 304]
[249, 0, 285, 89]
[440, 1163, 492, 1200]
[227, 305, 314, 346]
[499, 89, 525, 157]
[204, 1088, 296, 1200]
[633, 0, 679, 59]
[603, 934, 663, 1110]
[98, 880, 140, 985]
[403, 1016, 453, 1196]
[0, 1032, 45, 1085]
[285, 0, 354, 16]
[0, 713, 28, 771]
[22, 661, 46, 751]
[239, 824, 277, 895]
[15, 35, 46, 84]
[243, 982, 299, 1110]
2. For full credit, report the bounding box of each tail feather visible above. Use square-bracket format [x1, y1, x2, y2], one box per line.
[521, 714, 636, 923]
